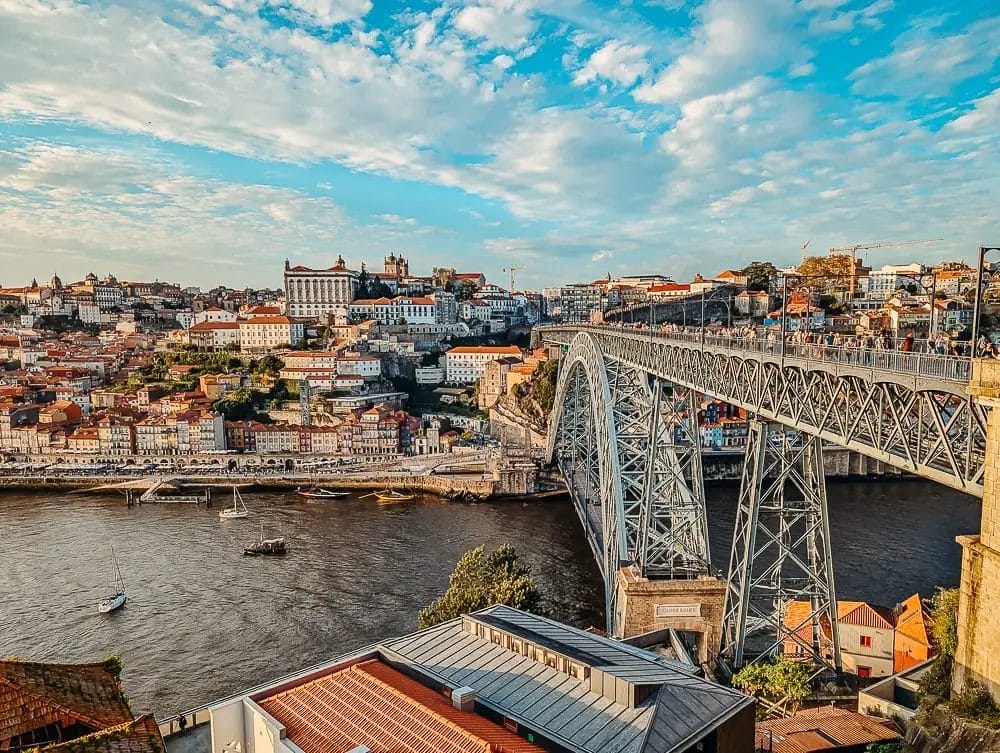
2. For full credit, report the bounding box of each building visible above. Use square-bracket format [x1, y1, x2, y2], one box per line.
[206, 605, 754, 753]
[238, 316, 304, 352]
[555, 284, 602, 322]
[716, 269, 749, 287]
[647, 283, 692, 299]
[443, 345, 522, 384]
[284, 255, 359, 319]
[477, 356, 523, 409]
[348, 295, 437, 325]
[868, 263, 927, 301]
[0, 659, 165, 753]
[784, 594, 934, 678]
[858, 657, 936, 723]
[734, 290, 771, 317]
[187, 321, 240, 349]
[199, 373, 242, 401]
[755, 707, 898, 753]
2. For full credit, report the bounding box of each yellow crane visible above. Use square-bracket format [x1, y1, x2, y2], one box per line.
[826, 238, 942, 305]
[501, 265, 525, 291]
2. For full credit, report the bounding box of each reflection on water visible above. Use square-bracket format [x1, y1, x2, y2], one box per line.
[0, 479, 980, 716]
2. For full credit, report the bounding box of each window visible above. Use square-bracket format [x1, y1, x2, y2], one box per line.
[857, 666, 872, 678]
[860, 635, 873, 648]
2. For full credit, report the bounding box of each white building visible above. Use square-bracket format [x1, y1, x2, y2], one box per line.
[188, 321, 241, 349]
[348, 296, 436, 325]
[193, 307, 238, 325]
[443, 345, 522, 384]
[415, 365, 445, 385]
[238, 316, 304, 352]
[431, 291, 458, 325]
[335, 353, 381, 379]
[284, 255, 359, 320]
[868, 263, 927, 301]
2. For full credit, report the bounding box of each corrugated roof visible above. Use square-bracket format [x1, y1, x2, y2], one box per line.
[259, 659, 546, 753]
[384, 606, 751, 753]
[756, 708, 898, 753]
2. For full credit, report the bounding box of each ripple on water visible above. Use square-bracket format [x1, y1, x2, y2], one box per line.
[0, 479, 978, 715]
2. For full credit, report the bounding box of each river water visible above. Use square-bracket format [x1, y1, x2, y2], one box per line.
[0, 480, 980, 717]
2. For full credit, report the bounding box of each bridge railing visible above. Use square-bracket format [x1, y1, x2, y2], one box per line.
[550, 325, 973, 383]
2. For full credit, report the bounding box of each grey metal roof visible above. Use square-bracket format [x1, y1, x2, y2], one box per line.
[383, 605, 753, 753]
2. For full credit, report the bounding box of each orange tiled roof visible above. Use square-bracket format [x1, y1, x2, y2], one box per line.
[895, 593, 932, 646]
[258, 659, 547, 753]
[756, 708, 898, 753]
[43, 715, 165, 753]
[0, 660, 132, 743]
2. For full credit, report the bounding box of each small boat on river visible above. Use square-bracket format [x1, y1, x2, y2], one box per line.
[295, 487, 350, 499]
[97, 548, 127, 613]
[244, 523, 286, 556]
[219, 486, 249, 519]
[372, 489, 416, 504]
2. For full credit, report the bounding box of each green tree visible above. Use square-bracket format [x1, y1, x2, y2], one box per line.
[742, 261, 778, 292]
[732, 657, 813, 714]
[254, 354, 285, 375]
[214, 387, 258, 421]
[797, 255, 855, 294]
[930, 587, 960, 658]
[865, 742, 903, 753]
[417, 544, 543, 629]
[455, 279, 478, 301]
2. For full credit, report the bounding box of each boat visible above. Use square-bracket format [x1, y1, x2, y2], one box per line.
[373, 489, 416, 504]
[244, 523, 286, 556]
[219, 486, 249, 519]
[295, 487, 350, 499]
[97, 547, 127, 613]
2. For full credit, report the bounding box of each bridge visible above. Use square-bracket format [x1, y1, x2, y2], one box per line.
[536, 323, 994, 682]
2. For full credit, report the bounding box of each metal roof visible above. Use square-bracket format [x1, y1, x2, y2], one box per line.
[383, 606, 752, 753]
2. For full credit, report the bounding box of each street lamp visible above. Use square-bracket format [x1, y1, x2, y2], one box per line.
[971, 246, 1000, 353]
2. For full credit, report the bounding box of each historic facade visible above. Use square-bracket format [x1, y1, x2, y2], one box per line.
[284, 255, 359, 319]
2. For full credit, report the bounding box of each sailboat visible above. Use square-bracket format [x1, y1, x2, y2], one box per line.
[98, 548, 127, 614]
[219, 486, 249, 519]
[244, 523, 286, 556]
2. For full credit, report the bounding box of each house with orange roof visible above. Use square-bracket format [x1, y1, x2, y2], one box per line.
[784, 594, 935, 679]
[756, 707, 898, 753]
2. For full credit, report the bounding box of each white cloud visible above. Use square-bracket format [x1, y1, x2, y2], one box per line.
[267, 0, 373, 26]
[453, 0, 537, 50]
[851, 16, 1000, 97]
[788, 61, 815, 78]
[591, 250, 612, 262]
[492, 53, 515, 70]
[634, 0, 806, 103]
[574, 40, 650, 87]
[377, 213, 418, 225]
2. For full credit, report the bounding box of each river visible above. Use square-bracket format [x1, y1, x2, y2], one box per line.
[0, 479, 980, 717]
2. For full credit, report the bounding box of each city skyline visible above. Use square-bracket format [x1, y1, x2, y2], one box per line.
[1, 0, 998, 289]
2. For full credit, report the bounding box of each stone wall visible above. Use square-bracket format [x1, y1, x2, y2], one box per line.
[955, 360, 1000, 700]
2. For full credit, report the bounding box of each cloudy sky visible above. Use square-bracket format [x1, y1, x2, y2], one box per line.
[0, 0, 997, 289]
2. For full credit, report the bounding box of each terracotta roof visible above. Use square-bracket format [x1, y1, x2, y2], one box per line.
[648, 283, 690, 293]
[0, 660, 132, 744]
[258, 659, 546, 753]
[895, 593, 932, 646]
[43, 715, 165, 753]
[756, 708, 898, 753]
[188, 321, 239, 331]
[239, 316, 291, 325]
[446, 346, 521, 355]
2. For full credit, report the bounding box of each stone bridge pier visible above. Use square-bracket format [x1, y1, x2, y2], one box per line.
[955, 360, 1000, 699]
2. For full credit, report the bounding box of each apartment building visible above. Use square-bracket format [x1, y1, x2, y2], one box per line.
[443, 345, 522, 384]
[348, 296, 437, 325]
[238, 316, 304, 352]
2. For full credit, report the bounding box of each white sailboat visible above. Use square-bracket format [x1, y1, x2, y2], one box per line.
[98, 548, 127, 614]
[219, 485, 249, 519]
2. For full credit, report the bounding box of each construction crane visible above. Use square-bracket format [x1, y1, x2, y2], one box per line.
[501, 265, 525, 291]
[800, 239, 811, 264]
[827, 238, 942, 306]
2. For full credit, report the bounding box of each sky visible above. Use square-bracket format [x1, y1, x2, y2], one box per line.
[0, 0, 998, 290]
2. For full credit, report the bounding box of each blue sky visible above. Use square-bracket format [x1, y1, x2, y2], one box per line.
[0, 0, 997, 289]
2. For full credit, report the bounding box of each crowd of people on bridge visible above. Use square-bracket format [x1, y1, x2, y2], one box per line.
[610, 319, 1000, 359]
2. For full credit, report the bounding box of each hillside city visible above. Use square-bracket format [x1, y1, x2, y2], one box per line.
[0, 252, 988, 467]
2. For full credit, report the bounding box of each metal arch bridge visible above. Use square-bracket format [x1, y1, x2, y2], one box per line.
[538, 323, 987, 661]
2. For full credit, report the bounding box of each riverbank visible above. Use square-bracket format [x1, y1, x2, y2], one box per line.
[0, 473, 497, 499]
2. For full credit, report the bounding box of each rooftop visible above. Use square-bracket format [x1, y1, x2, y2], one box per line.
[756, 708, 898, 753]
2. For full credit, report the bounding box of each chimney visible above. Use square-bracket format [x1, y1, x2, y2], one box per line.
[451, 686, 476, 712]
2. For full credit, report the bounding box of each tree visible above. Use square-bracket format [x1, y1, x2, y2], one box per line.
[732, 657, 813, 714]
[214, 387, 258, 421]
[254, 354, 285, 375]
[796, 255, 855, 294]
[455, 279, 478, 301]
[369, 276, 393, 298]
[742, 261, 778, 292]
[417, 544, 543, 629]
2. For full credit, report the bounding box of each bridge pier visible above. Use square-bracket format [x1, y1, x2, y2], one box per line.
[721, 419, 842, 675]
[955, 361, 1000, 700]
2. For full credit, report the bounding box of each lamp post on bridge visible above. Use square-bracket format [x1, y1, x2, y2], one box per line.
[971, 246, 1000, 355]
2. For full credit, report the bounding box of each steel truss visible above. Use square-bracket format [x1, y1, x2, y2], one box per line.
[541, 327, 987, 496]
[548, 333, 711, 636]
[721, 419, 841, 674]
